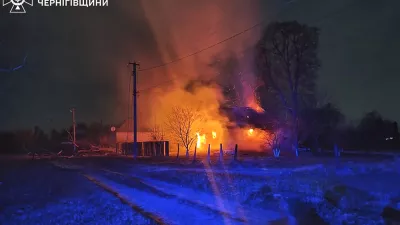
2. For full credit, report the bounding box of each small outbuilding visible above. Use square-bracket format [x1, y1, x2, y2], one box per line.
[115, 119, 169, 156]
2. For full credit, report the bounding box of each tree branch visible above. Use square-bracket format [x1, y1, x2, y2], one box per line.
[166, 106, 201, 151]
[264, 58, 292, 112]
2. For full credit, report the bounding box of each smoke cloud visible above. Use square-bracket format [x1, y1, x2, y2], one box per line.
[131, 0, 268, 152]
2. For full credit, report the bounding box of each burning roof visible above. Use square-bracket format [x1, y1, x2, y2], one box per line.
[220, 106, 272, 130]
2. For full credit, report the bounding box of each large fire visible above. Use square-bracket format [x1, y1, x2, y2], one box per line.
[194, 126, 268, 153]
[125, 1, 270, 154]
[148, 80, 271, 154]
[111, 0, 272, 153]
[136, 1, 270, 154]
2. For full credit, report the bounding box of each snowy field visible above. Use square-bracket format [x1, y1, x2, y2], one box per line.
[1, 153, 400, 224]
[0, 159, 154, 225]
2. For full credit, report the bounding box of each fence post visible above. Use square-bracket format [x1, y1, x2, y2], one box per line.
[165, 141, 169, 157]
[159, 141, 164, 156]
[193, 145, 197, 163]
[176, 143, 180, 160]
[234, 144, 238, 161]
[219, 143, 223, 163]
[207, 144, 211, 164]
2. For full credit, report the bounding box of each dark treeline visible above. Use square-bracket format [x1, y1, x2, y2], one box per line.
[339, 111, 399, 151]
[300, 107, 400, 153]
[0, 122, 114, 154]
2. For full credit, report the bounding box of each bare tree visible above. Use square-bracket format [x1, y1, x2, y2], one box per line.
[263, 118, 287, 158]
[165, 106, 202, 156]
[256, 21, 320, 156]
[266, 130, 284, 158]
[149, 124, 164, 141]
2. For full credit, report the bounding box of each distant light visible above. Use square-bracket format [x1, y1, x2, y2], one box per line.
[111, 126, 116, 132]
[390, 137, 393, 140]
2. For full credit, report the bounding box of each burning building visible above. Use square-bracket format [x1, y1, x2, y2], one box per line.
[112, 1, 275, 155]
[220, 106, 272, 130]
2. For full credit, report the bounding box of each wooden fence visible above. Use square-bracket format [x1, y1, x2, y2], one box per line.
[117, 141, 170, 157]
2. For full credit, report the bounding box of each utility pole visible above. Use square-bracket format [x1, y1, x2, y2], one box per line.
[70, 107, 76, 153]
[128, 61, 139, 159]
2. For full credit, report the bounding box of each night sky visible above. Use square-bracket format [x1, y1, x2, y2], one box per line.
[0, 0, 399, 132]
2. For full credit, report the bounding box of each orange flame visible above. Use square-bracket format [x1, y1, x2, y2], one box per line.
[196, 132, 206, 149]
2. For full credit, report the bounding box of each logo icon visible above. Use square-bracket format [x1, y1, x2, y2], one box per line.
[3, 0, 33, 13]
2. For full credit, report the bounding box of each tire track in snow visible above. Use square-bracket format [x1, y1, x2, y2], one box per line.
[94, 168, 248, 224]
[82, 173, 168, 225]
[50, 160, 167, 225]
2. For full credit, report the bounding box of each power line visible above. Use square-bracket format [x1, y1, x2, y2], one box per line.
[124, 0, 365, 129]
[136, 19, 264, 91]
[137, 1, 300, 72]
[135, 2, 294, 93]
[139, 79, 175, 93]
[138, 0, 363, 74]
[136, 0, 364, 93]
[138, 22, 264, 72]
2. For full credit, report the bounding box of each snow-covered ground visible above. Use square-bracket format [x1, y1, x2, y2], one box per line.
[0, 159, 152, 225]
[84, 171, 284, 225]
[77, 155, 400, 224]
[1, 155, 400, 224]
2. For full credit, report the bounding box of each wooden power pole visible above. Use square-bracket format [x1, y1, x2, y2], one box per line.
[128, 62, 139, 159]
